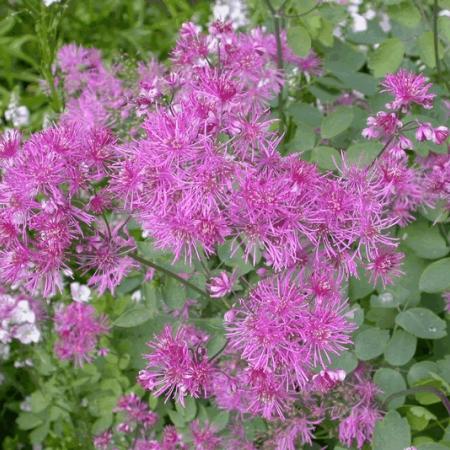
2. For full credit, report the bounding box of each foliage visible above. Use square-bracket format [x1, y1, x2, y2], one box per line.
[0, 0, 449, 449]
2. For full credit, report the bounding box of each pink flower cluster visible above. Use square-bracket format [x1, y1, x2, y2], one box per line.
[362, 69, 449, 224]
[54, 302, 108, 366]
[138, 325, 214, 405]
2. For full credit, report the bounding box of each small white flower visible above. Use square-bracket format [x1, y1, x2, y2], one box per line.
[43, 0, 61, 6]
[0, 343, 10, 360]
[10, 300, 35, 324]
[131, 290, 142, 303]
[70, 282, 92, 303]
[14, 323, 41, 344]
[20, 397, 32, 412]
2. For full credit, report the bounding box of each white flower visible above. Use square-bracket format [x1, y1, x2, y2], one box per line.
[70, 282, 92, 303]
[212, 0, 248, 28]
[4, 93, 30, 128]
[14, 323, 41, 344]
[43, 0, 61, 6]
[0, 343, 10, 360]
[131, 290, 142, 303]
[10, 300, 35, 324]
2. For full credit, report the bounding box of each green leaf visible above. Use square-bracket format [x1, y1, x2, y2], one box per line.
[349, 266, 374, 300]
[374, 368, 407, 408]
[396, 308, 447, 339]
[418, 32, 444, 68]
[310, 146, 340, 170]
[329, 350, 358, 373]
[176, 396, 197, 422]
[334, 71, 378, 95]
[217, 240, 256, 275]
[31, 391, 49, 414]
[17, 412, 43, 431]
[30, 423, 49, 445]
[113, 306, 153, 328]
[324, 40, 365, 72]
[210, 410, 230, 432]
[288, 123, 316, 152]
[321, 106, 354, 139]
[403, 220, 448, 260]
[168, 410, 186, 428]
[287, 25, 311, 57]
[407, 406, 437, 431]
[346, 141, 383, 167]
[91, 414, 113, 435]
[368, 38, 405, 78]
[388, 1, 421, 28]
[384, 329, 417, 366]
[164, 278, 186, 309]
[419, 258, 450, 293]
[355, 327, 390, 360]
[288, 103, 322, 128]
[373, 410, 411, 450]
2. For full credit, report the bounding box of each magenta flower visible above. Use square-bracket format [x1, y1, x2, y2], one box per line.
[382, 69, 435, 110]
[114, 393, 158, 432]
[367, 248, 404, 286]
[338, 406, 382, 449]
[54, 302, 109, 366]
[208, 271, 237, 298]
[139, 325, 215, 405]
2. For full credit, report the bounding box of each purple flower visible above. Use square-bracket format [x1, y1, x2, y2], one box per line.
[54, 302, 108, 366]
[382, 69, 435, 110]
[208, 271, 237, 298]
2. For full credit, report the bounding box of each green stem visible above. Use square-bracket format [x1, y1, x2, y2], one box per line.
[263, 0, 285, 132]
[433, 0, 442, 79]
[128, 252, 210, 299]
[383, 386, 450, 415]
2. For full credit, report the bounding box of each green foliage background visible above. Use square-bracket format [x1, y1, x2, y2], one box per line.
[0, 0, 449, 449]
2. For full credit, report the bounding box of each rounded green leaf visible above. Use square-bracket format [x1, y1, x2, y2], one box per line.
[384, 329, 417, 366]
[373, 411, 411, 450]
[395, 308, 447, 339]
[321, 106, 354, 139]
[355, 327, 390, 360]
[374, 368, 407, 408]
[368, 38, 405, 78]
[310, 146, 341, 170]
[418, 32, 444, 68]
[403, 221, 448, 260]
[419, 258, 450, 293]
[113, 306, 153, 328]
[287, 25, 311, 57]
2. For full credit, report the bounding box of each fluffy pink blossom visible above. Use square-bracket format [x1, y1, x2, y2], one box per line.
[54, 302, 108, 366]
[208, 271, 237, 298]
[382, 69, 435, 110]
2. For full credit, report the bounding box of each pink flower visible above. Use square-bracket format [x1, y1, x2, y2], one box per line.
[432, 126, 449, 145]
[93, 430, 112, 449]
[54, 302, 109, 366]
[362, 112, 402, 139]
[382, 69, 435, 110]
[139, 325, 215, 405]
[208, 271, 236, 298]
[114, 393, 158, 432]
[338, 406, 382, 449]
[416, 122, 434, 142]
[367, 249, 404, 286]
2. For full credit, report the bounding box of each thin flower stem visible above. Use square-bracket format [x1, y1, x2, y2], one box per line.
[279, 2, 322, 19]
[368, 135, 395, 168]
[433, 0, 442, 79]
[383, 386, 450, 415]
[128, 252, 210, 300]
[263, 0, 285, 132]
[209, 338, 229, 361]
